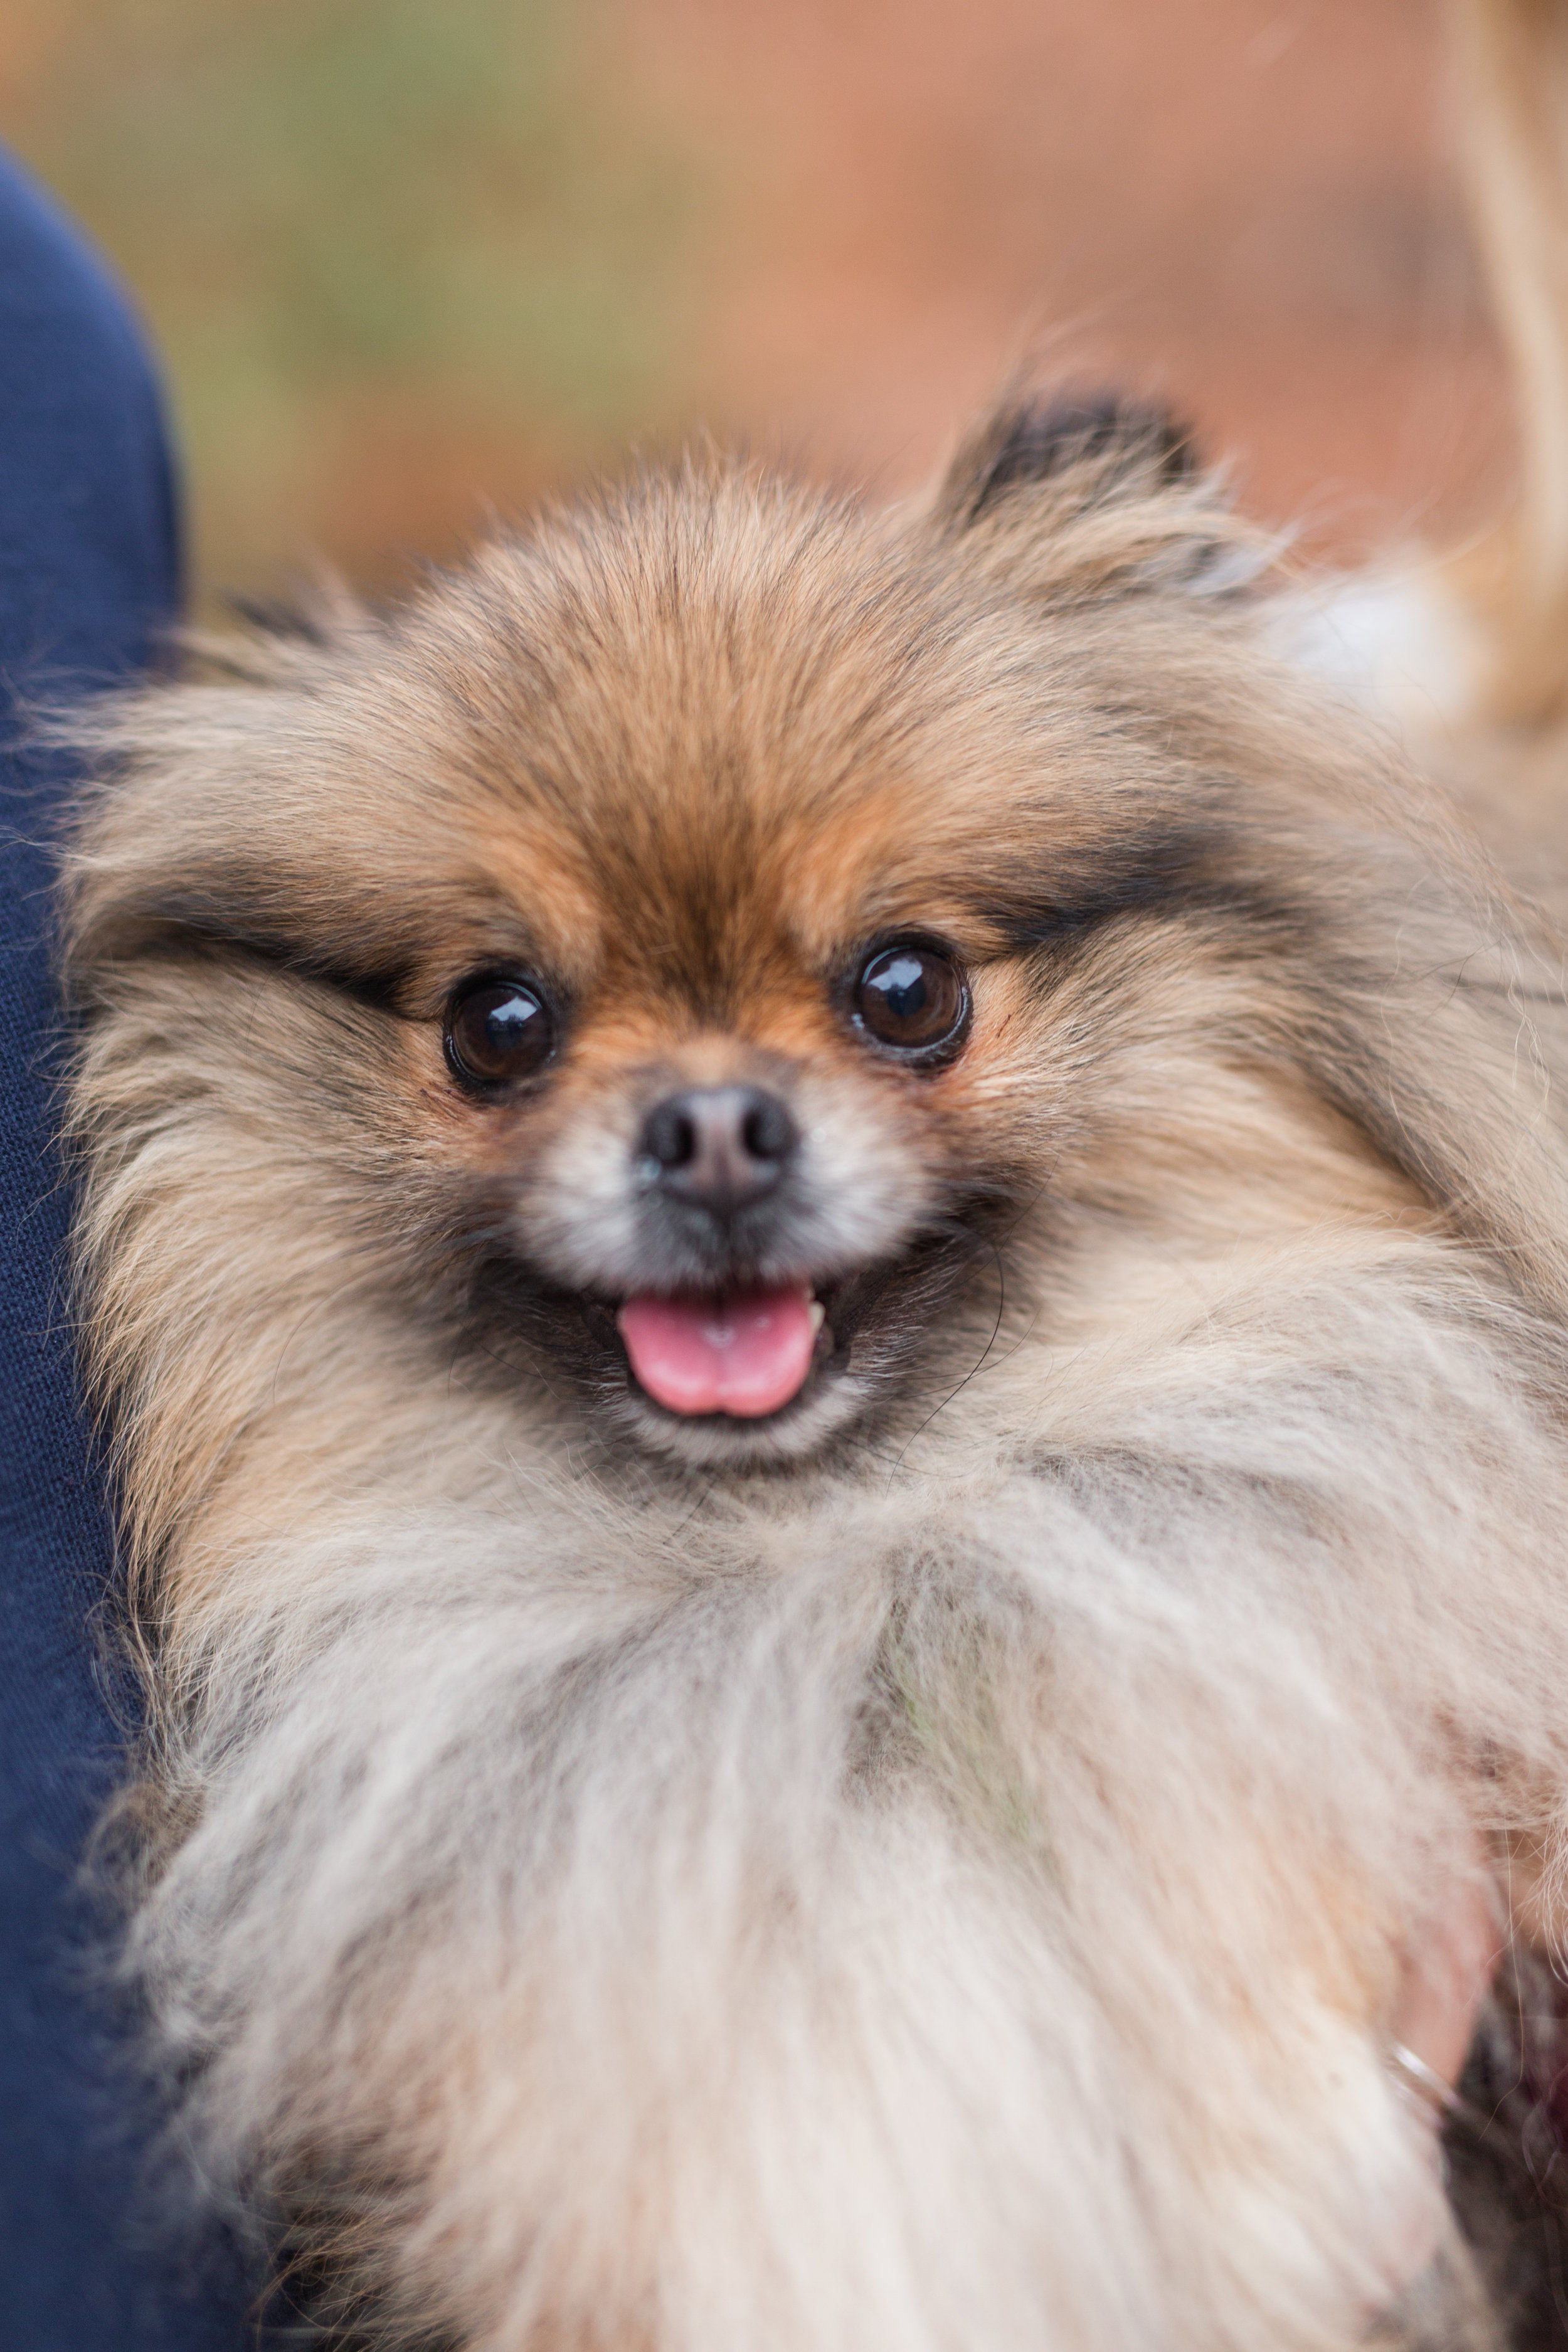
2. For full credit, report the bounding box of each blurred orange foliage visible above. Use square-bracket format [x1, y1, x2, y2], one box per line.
[0, 0, 1512, 608]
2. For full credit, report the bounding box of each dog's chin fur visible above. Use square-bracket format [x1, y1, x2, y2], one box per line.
[612, 1374, 865, 1469]
[56, 389, 1568, 2350]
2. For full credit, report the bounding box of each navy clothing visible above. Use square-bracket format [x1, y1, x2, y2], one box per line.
[0, 151, 250, 2346]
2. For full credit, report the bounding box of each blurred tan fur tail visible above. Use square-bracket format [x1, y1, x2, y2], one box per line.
[1452, 0, 1568, 724]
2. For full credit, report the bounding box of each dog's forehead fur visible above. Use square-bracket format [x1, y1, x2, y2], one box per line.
[342, 478, 1180, 982]
[73, 443, 1302, 1022]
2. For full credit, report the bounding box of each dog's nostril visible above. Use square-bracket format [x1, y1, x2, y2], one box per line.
[643, 1100, 699, 1170]
[741, 1096, 795, 1164]
[639, 1086, 798, 1210]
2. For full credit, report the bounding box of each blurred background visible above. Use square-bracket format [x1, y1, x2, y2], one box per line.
[0, 0, 1513, 613]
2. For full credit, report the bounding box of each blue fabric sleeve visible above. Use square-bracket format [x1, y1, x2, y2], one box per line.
[0, 147, 252, 2348]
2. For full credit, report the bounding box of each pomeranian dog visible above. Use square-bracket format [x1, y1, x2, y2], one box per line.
[56, 4, 1568, 2346]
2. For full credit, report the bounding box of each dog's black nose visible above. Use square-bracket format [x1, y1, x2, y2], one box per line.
[640, 1086, 798, 1214]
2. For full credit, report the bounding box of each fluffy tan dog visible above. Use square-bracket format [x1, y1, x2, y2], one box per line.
[57, 8, 1568, 2347]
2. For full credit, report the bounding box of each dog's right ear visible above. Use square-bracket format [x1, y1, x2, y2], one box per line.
[927, 390, 1258, 600]
[940, 393, 1198, 526]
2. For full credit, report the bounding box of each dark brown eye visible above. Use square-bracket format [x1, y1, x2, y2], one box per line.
[444, 977, 556, 1091]
[851, 941, 970, 1061]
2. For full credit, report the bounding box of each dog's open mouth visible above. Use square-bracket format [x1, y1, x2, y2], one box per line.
[501, 1222, 1005, 1443]
[617, 1285, 829, 1419]
[457, 1224, 999, 1445]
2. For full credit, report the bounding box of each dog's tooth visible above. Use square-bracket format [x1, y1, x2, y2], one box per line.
[807, 1298, 825, 1335]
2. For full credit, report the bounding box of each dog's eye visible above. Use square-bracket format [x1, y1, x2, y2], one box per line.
[852, 941, 970, 1060]
[444, 977, 556, 1091]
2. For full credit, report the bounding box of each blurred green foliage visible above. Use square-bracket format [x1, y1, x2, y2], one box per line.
[5, 0, 704, 600]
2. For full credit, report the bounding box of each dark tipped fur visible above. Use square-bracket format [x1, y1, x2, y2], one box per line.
[948, 391, 1198, 525]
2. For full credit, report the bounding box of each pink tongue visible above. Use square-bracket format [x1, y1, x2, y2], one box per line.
[618, 1286, 817, 1418]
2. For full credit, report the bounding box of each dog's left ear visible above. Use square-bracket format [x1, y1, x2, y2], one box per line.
[927, 391, 1260, 600]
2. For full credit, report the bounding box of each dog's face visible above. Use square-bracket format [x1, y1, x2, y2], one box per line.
[429, 774, 1007, 1465]
[68, 400, 1540, 1497]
